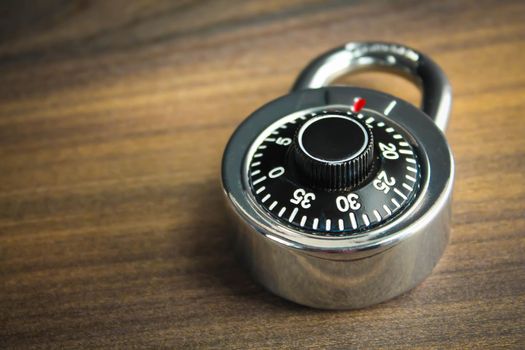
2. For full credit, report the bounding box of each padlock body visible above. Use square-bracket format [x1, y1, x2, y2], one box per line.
[222, 86, 454, 309]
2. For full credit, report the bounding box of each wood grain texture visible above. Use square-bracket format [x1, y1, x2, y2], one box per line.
[1, 0, 524, 348]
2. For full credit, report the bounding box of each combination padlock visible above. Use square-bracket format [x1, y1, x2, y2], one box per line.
[222, 42, 454, 309]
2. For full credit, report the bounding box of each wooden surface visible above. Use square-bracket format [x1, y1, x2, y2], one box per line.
[1, 1, 524, 348]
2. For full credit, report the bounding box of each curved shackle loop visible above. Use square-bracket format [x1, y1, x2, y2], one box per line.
[292, 42, 452, 132]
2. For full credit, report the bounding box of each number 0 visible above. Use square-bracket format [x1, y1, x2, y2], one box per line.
[268, 167, 285, 178]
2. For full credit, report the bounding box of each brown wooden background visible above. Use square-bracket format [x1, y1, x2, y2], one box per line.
[1, 1, 524, 348]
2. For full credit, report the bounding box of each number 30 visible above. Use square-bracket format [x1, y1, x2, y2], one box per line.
[336, 193, 361, 212]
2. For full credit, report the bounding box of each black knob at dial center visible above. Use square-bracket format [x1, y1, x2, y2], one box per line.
[299, 115, 369, 162]
[293, 114, 374, 190]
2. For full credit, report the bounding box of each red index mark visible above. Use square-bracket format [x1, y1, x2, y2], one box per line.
[352, 97, 366, 113]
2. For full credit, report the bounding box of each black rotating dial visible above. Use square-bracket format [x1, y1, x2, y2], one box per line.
[293, 114, 374, 190]
[246, 106, 422, 236]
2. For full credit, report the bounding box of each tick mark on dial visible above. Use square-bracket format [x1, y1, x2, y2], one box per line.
[402, 183, 413, 191]
[362, 214, 370, 226]
[261, 194, 271, 203]
[338, 219, 344, 231]
[373, 210, 382, 222]
[253, 176, 266, 185]
[391, 198, 401, 208]
[300, 215, 307, 227]
[405, 174, 416, 182]
[325, 219, 332, 231]
[289, 207, 299, 222]
[407, 166, 417, 173]
[349, 212, 357, 229]
[269, 201, 278, 210]
[251, 161, 261, 167]
[394, 188, 408, 200]
[255, 186, 266, 194]
[399, 149, 413, 155]
[278, 207, 287, 217]
[383, 204, 392, 216]
[313, 218, 319, 230]
[406, 158, 416, 164]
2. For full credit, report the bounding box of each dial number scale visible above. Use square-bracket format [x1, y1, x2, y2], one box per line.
[246, 105, 422, 236]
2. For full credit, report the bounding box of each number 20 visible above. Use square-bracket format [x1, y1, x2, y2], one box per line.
[378, 142, 399, 160]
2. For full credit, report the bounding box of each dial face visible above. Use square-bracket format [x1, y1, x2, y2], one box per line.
[245, 105, 422, 236]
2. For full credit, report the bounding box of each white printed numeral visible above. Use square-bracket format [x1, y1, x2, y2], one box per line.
[373, 170, 396, 194]
[268, 167, 285, 178]
[290, 188, 316, 209]
[378, 142, 399, 160]
[275, 137, 292, 146]
[336, 193, 361, 212]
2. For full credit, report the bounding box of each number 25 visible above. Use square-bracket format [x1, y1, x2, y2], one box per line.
[373, 170, 396, 193]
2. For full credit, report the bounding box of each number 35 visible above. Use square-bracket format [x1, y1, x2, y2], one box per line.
[290, 188, 316, 209]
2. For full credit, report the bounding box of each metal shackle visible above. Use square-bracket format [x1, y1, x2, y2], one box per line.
[292, 42, 452, 132]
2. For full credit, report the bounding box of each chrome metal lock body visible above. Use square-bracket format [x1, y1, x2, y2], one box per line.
[222, 42, 454, 309]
